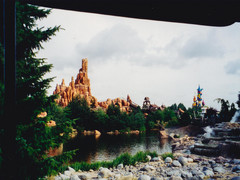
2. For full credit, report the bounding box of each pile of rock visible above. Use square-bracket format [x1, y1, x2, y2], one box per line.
[54, 153, 240, 180]
[191, 122, 240, 158]
[171, 135, 196, 154]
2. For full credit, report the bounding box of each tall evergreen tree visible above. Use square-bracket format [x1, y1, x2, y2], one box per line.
[16, 1, 59, 123]
[1, 2, 75, 178]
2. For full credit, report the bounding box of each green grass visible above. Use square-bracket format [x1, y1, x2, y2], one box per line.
[161, 152, 174, 160]
[61, 151, 158, 173]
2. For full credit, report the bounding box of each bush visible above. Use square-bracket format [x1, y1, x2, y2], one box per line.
[113, 153, 133, 166]
[146, 151, 158, 158]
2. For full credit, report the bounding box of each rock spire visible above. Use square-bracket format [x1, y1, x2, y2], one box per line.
[53, 58, 134, 112]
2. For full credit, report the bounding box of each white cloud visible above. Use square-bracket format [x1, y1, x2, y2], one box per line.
[76, 24, 145, 61]
[38, 8, 240, 110]
[225, 59, 240, 75]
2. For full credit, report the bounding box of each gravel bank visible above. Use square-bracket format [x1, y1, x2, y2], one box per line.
[54, 153, 240, 180]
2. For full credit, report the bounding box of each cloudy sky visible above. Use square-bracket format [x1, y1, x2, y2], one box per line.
[37, 8, 240, 110]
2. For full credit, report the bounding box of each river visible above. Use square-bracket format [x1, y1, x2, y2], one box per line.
[64, 131, 172, 163]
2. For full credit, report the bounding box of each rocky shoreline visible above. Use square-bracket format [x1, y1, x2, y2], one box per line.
[54, 152, 240, 180]
[53, 123, 240, 180]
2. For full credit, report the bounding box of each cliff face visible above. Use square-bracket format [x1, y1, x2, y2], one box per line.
[53, 58, 131, 112]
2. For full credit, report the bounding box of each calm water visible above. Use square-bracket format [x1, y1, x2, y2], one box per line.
[64, 131, 172, 163]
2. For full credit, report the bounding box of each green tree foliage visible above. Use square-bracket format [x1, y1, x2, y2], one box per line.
[216, 98, 236, 122]
[179, 111, 192, 126]
[15, 2, 60, 124]
[129, 112, 146, 131]
[66, 96, 92, 131]
[146, 108, 179, 128]
[66, 100, 147, 132]
[1, 2, 75, 178]
[93, 109, 109, 131]
[177, 103, 187, 111]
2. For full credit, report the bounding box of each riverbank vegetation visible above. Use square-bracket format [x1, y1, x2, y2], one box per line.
[61, 151, 158, 173]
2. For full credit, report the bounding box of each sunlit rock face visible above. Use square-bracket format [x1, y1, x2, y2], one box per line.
[53, 58, 132, 112]
[53, 58, 97, 107]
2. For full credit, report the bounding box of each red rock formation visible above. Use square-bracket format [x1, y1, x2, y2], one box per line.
[53, 58, 133, 112]
[53, 58, 96, 107]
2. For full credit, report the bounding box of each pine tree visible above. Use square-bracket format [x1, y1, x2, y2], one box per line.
[16, 1, 60, 123]
[1, 2, 75, 178]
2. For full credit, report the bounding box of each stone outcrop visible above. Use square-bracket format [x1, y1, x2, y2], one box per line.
[53, 58, 134, 112]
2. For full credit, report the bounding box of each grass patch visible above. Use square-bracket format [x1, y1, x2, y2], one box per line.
[61, 151, 158, 173]
[161, 152, 174, 160]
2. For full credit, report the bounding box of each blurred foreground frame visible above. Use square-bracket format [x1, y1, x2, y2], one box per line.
[1, 0, 240, 178]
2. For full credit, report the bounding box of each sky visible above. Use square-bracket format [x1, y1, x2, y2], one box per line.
[37, 8, 240, 111]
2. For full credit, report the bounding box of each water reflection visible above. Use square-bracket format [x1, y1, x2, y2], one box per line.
[64, 131, 172, 163]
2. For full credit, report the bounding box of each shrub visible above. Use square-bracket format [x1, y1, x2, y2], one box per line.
[132, 151, 148, 163]
[113, 153, 133, 166]
[161, 152, 174, 160]
[146, 151, 158, 158]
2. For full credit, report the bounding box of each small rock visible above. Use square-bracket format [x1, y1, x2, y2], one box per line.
[184, 150, 191, 154]
[70, 175, 80, 180]
[187, 158, 193, 163]
[138, 175, 151, 180]
[115, 174, 121, 180]
[64, 170, 72, 177]
[233, 159, 240, 164]
[208, 160, 216, 164]
[172, 160, 182, 167]
[60, 174, 70, 180]
[186, 163, 198, 168]
[203, 170, 214, 176]
[178, 156, 188, 166]
[165, 157, 172, 163]
[202, 167, 213, 171]
[118, 173, 134, 180]
[231, 177, 240, 180]
[146, 155, 152, 161]
[190, 177, 203, 180]
[215, 156, 226, 163]
[224, 163, 230, 167]
[78, 174, 90, 180]
[180, 171, 192, 179]
[98, 168, 113, 178]
[117, 164, 124, 169]
[169, 176, 183, 180]
[167, 170, 181, 177]
[213, 166, 225, 173]
[54, 176, 62, 180]
[233, 165, 240, 172]
[68, 166, 76, 173]
[151, 157, 160, 162]
[201, 161, 209, 166]
[150, 177, 163, 180]
[191, 170, 205, 179]
[140, 165, 155, 171]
